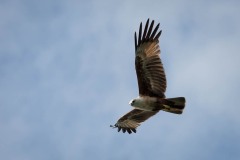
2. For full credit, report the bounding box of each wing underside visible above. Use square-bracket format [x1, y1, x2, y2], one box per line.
[135, 19, 166, 98]
[111, 109, 159, 134]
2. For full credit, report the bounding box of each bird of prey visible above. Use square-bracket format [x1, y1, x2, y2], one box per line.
[110, 19, 186, 134]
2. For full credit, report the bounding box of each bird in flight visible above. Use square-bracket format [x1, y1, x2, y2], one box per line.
[110, 19, 186, 134]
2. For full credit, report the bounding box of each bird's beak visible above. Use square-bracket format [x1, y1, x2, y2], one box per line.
[129, 101, 132, 105]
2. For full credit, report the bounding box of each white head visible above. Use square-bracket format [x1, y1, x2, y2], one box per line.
[129, 97, 152, 111]
[129, 99, 136, 106]
[129, 97, 142, 107]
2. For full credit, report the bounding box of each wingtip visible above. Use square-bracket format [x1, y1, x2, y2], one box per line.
[138, 22, 142, 47]
[146, 20, 154, 40]
[149, 22, 160, 41]
[131, 128, 137, 133]
[139, 22, 143, 30]
[127, 129, 132, 134]
[151, 19, 155, 24]
[154, 30, 162, 40]
[111, 124, 137, 134]
[134, 32, 137, 51]
[118, 127, 121, 132]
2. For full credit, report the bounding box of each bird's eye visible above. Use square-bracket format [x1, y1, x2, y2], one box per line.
[132, 100, 135, 104]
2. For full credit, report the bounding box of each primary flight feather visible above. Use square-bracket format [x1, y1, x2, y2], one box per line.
[111, 19, 186, 134]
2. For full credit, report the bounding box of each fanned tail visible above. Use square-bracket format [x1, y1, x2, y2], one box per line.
[162, 97, 186, 114]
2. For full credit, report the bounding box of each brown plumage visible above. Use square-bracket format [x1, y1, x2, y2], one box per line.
[111, 19, 186, 134]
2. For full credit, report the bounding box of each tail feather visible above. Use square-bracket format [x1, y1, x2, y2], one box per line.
[162, 97, 186, 114]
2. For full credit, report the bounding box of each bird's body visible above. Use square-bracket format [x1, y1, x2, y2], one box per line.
[130, 96, 185, 113]
[111, 19, 186, 134]
[129, 96, 159, 111]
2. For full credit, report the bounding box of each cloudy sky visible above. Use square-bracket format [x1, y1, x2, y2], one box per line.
[1, 0, 240, 159]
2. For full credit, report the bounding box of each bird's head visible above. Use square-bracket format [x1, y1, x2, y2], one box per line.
[129, 99, 136, 106]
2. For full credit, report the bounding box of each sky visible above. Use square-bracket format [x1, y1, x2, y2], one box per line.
[0, 0, 240, 160]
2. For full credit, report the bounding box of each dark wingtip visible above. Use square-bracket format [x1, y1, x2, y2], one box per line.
[127, 129, 132, 134]
[134, 32, 137, 51]
[142, 19, 150, 42]
[137, 19, 162, 46]
[111, 125, 137, 134]
[154, 30, 162, 40]
[138, 22, 142, 48]
[150, 23, 160, 41]
[146, 20, 154, 40]
[131, 128, 137, 133]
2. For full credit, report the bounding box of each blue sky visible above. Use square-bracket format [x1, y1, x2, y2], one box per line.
[1, 0, 240, 159]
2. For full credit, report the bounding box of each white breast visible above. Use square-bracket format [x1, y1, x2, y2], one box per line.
[133, 96, 157, 111]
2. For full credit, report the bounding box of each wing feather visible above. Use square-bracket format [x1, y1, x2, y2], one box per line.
[134, 32, 137, 51]
[138, 22, 142, 46]
[142, 19, 149, 42]
[135, 19, 166, 98]
[112, 109, 159, 134]
[146, 20, 154, 40]
[150, 23, 160, 40]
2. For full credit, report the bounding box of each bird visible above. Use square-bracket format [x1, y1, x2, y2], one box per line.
[110, 19, 186, 134]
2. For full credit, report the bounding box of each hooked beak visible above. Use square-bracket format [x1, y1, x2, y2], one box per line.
[129, 100, 133, 106]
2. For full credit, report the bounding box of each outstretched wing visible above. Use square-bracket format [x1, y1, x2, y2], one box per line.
[135, 19, 166, 98]
[111, 109, 159, 134]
